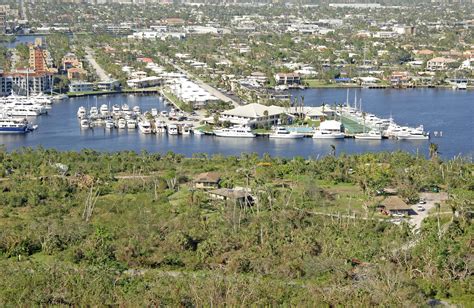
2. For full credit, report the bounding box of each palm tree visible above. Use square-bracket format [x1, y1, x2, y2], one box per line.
[429, 143, 439, 161]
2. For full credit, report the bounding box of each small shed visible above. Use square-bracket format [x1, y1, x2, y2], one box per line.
[193, 172, 221, 189]
[379, 196, 412, 216]
[208, 188, 253, 206]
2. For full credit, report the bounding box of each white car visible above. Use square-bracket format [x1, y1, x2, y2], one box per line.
[417, 205, 425, 211]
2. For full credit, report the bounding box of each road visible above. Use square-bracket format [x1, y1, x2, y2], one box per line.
[84, 47, 110, 82]
[161, 56, 241, 108]
[408, 192, 449, 232]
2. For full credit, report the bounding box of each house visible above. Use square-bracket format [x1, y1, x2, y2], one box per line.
[378, 196, 412, 216]
[97, 79, 120, 91]
[193, 172, 221, 189]
[208, 188, 253, 206]
[220, 103, 286, 128]
[69, 81, 94, 93]
[127, 76, 162, 88]
[427, 57, 457, 71]
[274, 73, 301, 85]
[67, 67, 88, 80]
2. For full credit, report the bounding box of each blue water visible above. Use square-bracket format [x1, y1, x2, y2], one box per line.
[0, 89, 473, 159]
[2, 35, 46, 48]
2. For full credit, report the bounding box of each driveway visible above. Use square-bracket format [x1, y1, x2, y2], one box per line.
[409, 192, 449, 231]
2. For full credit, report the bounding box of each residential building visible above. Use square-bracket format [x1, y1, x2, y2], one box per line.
[8, 70, 53, 95]
[67, 67, 88, 80]
[0, 70, 12, 96]
[193, 172, 221, 189]
[220, 103, 286, 128]
[427, 57, 457, 71]
[208, 188, 253, 206]
[378, 196, 413, 216]
[97, 79, 121, 91]
[62, 53, 83, 71]
[0, 6, 6, 34]
[69, 81, 94, 93]
[274, 73, 301, 85]
[126, 76, 162, 88]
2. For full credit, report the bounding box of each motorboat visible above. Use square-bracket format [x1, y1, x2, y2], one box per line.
[151, 108, 158, 117]
[133, 106, 141, 114]
[126, 119, 137, 129]
[214, 125, 256, 138]
[312, 130, 345, 139]
[167, 124, 180, 135]
[7, 106, 41, 117]
[112, 104, 121, 113]
[122, 104, 131, 114]
[0, 117, 29, 134]
[139, 120, 152, 134]
[193, 129, 204, 136]
[155, 120, 166, 134]
[269, 127, 304, 139]
[80, 119, 90, 129]
[117, 118, 127, 129]
[182, 125, 191, 135]
[77, 106, 86, 118]
[100, 104, 109, 115]
[313, 120, 345, 139]
[160, 111, 168, 117]
[90, 107, 99, 117]
[105, 119, 115, 129]
[354, 130, 382, 140]
[397, 126, 429, 140]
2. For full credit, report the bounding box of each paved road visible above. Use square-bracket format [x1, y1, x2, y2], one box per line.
[85, 47, 110, 82]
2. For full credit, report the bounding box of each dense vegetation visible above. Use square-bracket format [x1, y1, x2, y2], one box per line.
[0, 148, 472, 305]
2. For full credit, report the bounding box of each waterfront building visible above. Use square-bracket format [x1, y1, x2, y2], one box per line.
[427, 57, 457, 71]
[8, 69, 53, 95]
[69, 81, 94, 93]
[0, 70, 12, 96]
[127, 76, 162, 88]
[220, 103, 286, 128]
[274, 73, 301, 85]
[97, 80, 121, 91]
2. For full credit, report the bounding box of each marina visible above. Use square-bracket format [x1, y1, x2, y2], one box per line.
[0, 89, 472, 159]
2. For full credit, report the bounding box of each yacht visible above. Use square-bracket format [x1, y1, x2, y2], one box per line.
[133, 106, 141, 114]
[182, 125, 191, 135]
[112, 104, 121, 114]
[151, 108, 158, 117]
[90, 107, 99, 117]
[77, 106, 86, 118]
[313, 120, 345, 139]
[122, 104, 131, 114]
[155, 120, 166, 134]
[214, 125, 256, 138]
[312, 130, 345, 139]
[117, 118, 127, 129]
[80, 119, 90, 129]
[160, 111, 168, 117]
[193, 129, 205, 136]
[167, 124, 180, 135]
[7, 106, 41, 117]
[105, 119, 115, 129]
[269, 127, 304, 139]
[139, 120, 152, 134]
[354, 130, 382, 140]
[126, 119, 137, 129]
[0, 117, 29, 134]
[100, 104, 109, 115]
[397, 126, 429, 140]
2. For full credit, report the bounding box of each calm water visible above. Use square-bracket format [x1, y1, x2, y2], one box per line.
[0, 89, 473, 159]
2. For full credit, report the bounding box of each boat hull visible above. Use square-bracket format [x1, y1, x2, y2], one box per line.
[269, 134, 304, 139]
[0, 127, 28, 134]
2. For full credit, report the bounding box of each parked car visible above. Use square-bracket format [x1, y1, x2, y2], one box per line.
[417, 205, 425, 211]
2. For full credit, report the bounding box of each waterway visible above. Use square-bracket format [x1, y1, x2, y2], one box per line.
[0, 89, 472, 159]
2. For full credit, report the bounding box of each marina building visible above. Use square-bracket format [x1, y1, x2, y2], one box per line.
[220, 103, 286, 128]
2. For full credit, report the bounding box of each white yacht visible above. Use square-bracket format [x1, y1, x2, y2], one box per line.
[105, 119, 115, 129]
[269, 127, 304, 139]
[100, 104, 109, 115]
[133, 106, 141, 114]
[0, 117, 29, 134]
[354, 130, 382, 140]
[182, 125, 191, 135]
[139, 120, 152, 134]
[122, 104, 131, 114]
[167, 124, 180, 135]
[214, 125, 256, 138]
[151, 108, 158, 116]
[117, 118, 127, 129]
[112, 104, 121, 114]
[155, 120, 166, 134]
[90, 107, 99, 117]
[126, 119, 137, 129]
[397, 126, 429, 140]
[77, 106, 86, 118]
[80, 119, 90, 129]
[313, 120, 345, 139]
[193, 129, 204, 136]
[160, 111, 168, 117]
[7, 106, 41, 117]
